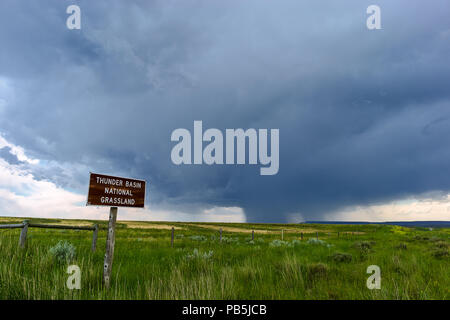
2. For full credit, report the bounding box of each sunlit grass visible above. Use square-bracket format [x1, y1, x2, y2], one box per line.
[0, 218, 448, 299]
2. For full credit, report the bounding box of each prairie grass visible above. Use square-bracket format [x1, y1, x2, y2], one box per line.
[0, 218, 448, 299]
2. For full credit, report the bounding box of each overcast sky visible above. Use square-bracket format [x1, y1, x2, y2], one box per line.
[1, 0, 450, 222]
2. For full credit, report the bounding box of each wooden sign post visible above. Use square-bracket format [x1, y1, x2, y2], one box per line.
[86, 172, 146, 289]
[103, 207, 117, 288]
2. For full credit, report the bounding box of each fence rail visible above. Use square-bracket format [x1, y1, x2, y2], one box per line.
[28, 223, 96, 231]
[0, 223, 24, 229]
[0, 221, 98, 250]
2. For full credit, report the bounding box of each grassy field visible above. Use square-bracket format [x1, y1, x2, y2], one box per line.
[0, 216, 448, 300]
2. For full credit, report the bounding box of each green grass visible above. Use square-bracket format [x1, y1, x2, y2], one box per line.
[0, 218, 448, 299]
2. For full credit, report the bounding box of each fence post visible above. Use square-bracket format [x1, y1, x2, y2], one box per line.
[92, 224, 98, 252]
[220, 228, 222, 243]
[19, 220, 29, 248]
[103, 207, 118, 289]
[252, 230, 254, 241]
[171, 227, 174, 248]
[316, 232, 318, 240]
[281, 229, 284, 241]
[301, 232, 303, 240]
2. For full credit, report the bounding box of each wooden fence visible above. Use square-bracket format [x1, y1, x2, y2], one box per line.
[168, 228, 361, 247]
[0, 220, 99, 251]
[1, 221, 362, 249]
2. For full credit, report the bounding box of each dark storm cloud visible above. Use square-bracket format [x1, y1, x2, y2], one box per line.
[1, 0, 449, 221]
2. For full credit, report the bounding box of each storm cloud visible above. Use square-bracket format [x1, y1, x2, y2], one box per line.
[1, 0, 449, 222]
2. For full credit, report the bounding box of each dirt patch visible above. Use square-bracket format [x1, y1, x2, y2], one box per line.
[123, 222, 184, 230]
[341, 231, 366, 235]
[0, 217, 24, 223]
[52, 221, 94, 227]
[185, 223, 328, 234]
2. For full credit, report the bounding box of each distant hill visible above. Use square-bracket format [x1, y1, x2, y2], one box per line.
[305, 221, 450, 228]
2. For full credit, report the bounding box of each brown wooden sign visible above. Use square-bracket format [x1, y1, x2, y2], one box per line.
[86, 172, 146, 208]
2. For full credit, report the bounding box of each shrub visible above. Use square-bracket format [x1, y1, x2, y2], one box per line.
[330, 252, 352, 263]
[431, 248, 448, 259]
[269, 240, 288, 247]
[433, 241, 448, 249]
[395, 243, 408, 250]
[185, 249, 213, 260]
[307, 263, 328, 278]
[222, 236, 240, 244]
[354, 241, 374, 250]
[269, 240, 303, 248]
[307, 238, 331, 247]
[48, 240, 76, 264]
[189, 235, 207, 241]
